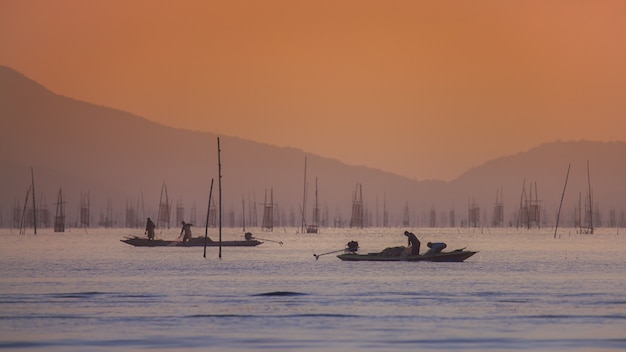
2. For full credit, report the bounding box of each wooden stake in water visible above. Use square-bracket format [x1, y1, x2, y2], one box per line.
[31, 167, 37, 235]
[587, 160, 593, 234]
[204, 178, 214, 258]
[19, 185, 32, 235]
[218, 137, 222, 258]
[554, 163, 571, 238]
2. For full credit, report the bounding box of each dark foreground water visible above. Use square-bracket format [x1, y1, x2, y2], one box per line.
[1, 227, 625, 351]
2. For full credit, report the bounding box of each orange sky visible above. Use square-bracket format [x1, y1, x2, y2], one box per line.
[2, 0, 626, 180]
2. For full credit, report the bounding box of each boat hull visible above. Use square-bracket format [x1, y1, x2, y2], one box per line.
[337, 250, 477, 262]
[121, 236, 262, 247]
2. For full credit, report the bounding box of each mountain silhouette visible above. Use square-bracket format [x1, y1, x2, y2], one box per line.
[1, 65, 625, 229]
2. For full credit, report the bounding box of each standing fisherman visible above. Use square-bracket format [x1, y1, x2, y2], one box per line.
[145, 217, 156, 240]
[180, 221, 193, 244]
[404, 230, 421, 255]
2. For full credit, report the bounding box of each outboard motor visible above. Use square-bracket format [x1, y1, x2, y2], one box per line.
[346, 241, 359, 253]
[244, 232, 254, 241]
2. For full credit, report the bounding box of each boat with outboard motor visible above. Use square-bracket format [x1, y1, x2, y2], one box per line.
[334, 242, 477, 262]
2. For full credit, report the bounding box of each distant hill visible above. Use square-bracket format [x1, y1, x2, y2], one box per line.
[0, 66, 433, 228]
[448, 140, 626, 227]
[2, 65, 625, 229]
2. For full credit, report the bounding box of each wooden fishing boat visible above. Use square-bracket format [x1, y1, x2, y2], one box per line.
[337, 247, 477, 262]
[120, 236, 262, 247]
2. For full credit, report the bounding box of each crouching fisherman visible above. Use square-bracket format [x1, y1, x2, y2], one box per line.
[425, 242, 447, 255]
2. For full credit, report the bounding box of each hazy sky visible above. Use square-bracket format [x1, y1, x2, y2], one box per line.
[2, 0, 625, 180]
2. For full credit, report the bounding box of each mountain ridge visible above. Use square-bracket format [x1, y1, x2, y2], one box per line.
[2, 65, 625, 228]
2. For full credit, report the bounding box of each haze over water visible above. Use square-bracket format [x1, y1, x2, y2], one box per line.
[1, 227, 625, 351]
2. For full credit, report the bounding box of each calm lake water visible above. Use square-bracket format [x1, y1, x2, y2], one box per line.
[1, 227, 625, 351]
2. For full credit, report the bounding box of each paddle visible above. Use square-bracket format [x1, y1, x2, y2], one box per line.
[244, 232, 283, 245]
[314, 241, 359, 260]
[313, 248, 346, 261]
[254, 237, 284, 245]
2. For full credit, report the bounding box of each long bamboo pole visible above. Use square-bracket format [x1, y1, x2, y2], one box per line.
[517, 179, 525, 230]
[31, 167, 37, 234]
[218, 137, 222, 258]
[301, 157, 308, 234]
[554, 164, 571, 238]
[204, 178, 214, 258]
[19, 185, 32, 235]
[242, 196, 246, 232]
[587, 160, 593, 234]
